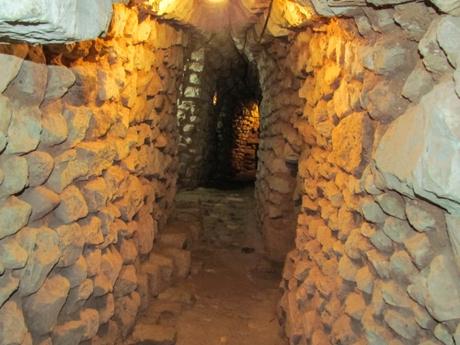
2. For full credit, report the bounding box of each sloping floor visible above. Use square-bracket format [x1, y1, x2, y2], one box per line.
[134, 186, 287, 345]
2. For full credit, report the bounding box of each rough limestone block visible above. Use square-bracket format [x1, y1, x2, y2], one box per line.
[25, 151, 54, 187]
[54, 185, 89, 224]
[0, 236, 28, 269]
[81, 178, 109, 212]
[393, 3, 435, 41]
[45, 65, 76, 101]
[79, 216, 104, 246]
[0, 0, 114, 44]
[159, 247, 191, 279]
[61, 279, 94, 315]
[0, 196, 31, 240]
[40, 105, 69, 147]
[424, 255, 460, 321]
[419, 18, 452, 74]
[0, 155, 28, 199]
[361, 199, 386, 224]
[80, 308, 100, 341]
[5, 106, 42, 154]
[52, 320, 85, 345]
[446, 214, 460, 270]
[114, 265, 138, 297]
[76, 141, 116, 177]
[120, 238, 138, 264]
[60, 255, 88, 288]
[61, 106, 92, 149]
[56, 223, 85, 267]
[405, 199, 438, 232]
[361, 37, 414, 76]
[383, 309, 418, 340]
[404, 233, 433, 268]
[376, 192, 406, 220]
[23, 275, 71, 336]
[0, 53, 23, 93]
[330, 113, 373, 176]
[101, 246, 123, 289]
[402, 62, 434, 103]
[0, 272, 19, 308]
[134, 209, 156, 255]
[429, 0, 460, 15]
[21, 186, 60, 221]
[4, 59, 47, 106]
[436, 16, 460, 67]
[46, 150, 88, 193]
[382, 217, 413, 243]
[114, 291, 141, 338]
[16, 226, 61, 296]
[0, 301, 28, 345]
[375, 79, 460, 214]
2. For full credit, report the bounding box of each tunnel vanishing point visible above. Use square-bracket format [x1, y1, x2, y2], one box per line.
[0, 0, 460, 344]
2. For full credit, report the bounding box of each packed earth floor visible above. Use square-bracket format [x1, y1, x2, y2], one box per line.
[131, 186, 287, 345]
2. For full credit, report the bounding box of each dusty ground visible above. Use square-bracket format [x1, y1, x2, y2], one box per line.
[155, 186, 287, 345]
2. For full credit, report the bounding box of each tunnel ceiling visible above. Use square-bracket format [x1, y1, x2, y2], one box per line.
[0, 0, 457, 44]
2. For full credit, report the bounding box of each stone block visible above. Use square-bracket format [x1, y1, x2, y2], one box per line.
[383, 309, 418, 340]
[405, 199, 438, 232]
[80, 308, 99, 341]
[52, 320, 85, 345]
[0, 301, 28, 345]
[120, 238, 138, 264]
[76, 141, 116, 177]
[134, 209, 156, 255]
[91, 293, 115, 324]
[80, 216, 104, 246]
[80, 178, 109, 213]
[25, 151, 54, 187]
[376, 191, 406, 220]
[0, 155, 28, 199]
[424, 255, 460, 321]
[0, 53, 23, 93]
[383, 217, 413, 244]
[0, 196, 31, 240]
[404, 233, 433, 268]
[5, 106, 42, 154]
[429, 0, 460, 15]
[361, 199, 386, 224]
[330, 113, 373, 176]
[23, 275, 70, 336]
[45, 65, 76, 101]
[21, 186, 60, 221]
[4, 60, 47, 106]
[16, 227, 60, 296]
[159, 247, 191, 279]
[0, 236, 28, 269]
[54, 185, 89, 224]
[115, 291, 141, 338]
[56, 223, 85, 267]
[0, 0, 114, 43]
[0, 272, 19, 308]
[114, 265, 138, 297]
[40, 104, 69, 147]
[46, 150, 89, 193]
[437, 16, 460, 66]
[375, 80, 460, 214]
[62, 106, 92, 149]
[85, 248, 102, 277]
[419, 18, 452, 74]
[100, 246, 123, 289]
[62, 279, 94, 315]
[60, 255, 88, 288]
[402, 62, 434, 103]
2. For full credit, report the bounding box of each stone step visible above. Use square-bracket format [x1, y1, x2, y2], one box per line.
[156, 247, 191, 280]
[157, 233, 189, 250]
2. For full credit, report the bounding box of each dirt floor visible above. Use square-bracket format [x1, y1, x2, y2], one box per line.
[134, 186, 287, 345]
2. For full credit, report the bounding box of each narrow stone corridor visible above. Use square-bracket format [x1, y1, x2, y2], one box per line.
[131, 187, 286, 345]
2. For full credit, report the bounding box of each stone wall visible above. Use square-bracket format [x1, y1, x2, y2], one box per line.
[251, 4, 460, 344]
[0, 4, 188, 344]
[231, 101, 260, 180]
[177, 45, 218, 190]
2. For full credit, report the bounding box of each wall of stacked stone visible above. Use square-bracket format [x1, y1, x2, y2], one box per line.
[259, 4, 460, 345]
[176, 45, 218, 189]
[233, 34, 305, 262]
[0, 4, 188, 345]
[230, 102, 260, 180]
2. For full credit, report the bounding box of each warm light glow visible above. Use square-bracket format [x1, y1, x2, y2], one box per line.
[206, 0, 227, 3]
[283, 0, 314, 27]
[212, 91, 218, 106]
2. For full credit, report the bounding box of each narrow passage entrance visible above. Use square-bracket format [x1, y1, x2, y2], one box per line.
[133, 187, 286, 345]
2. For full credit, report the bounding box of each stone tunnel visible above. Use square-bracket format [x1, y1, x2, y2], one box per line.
[0, 0, 460, 344]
